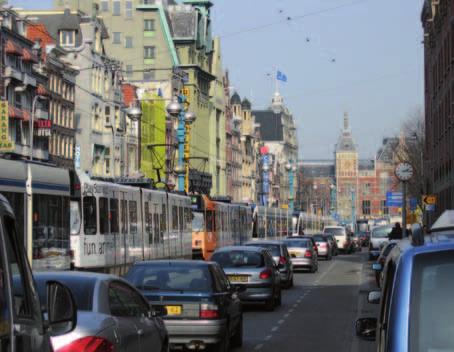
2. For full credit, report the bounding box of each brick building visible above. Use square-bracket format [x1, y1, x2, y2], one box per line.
[421, 0, 454, 222]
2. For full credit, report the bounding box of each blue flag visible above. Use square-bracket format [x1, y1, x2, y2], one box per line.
[276, 70, 288, 82]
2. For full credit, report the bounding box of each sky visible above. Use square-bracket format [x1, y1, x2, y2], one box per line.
[10, 0, 425, 160]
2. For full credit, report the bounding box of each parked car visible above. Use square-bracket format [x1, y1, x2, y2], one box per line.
[211, 246, 282, 311]
[282, 237, 318, 273]
[311, 234, 333, 260]
[372, 240, 399, 287]
[125, 260, 243, 351]
[0, 195, 77, 352]
[244, 240, 294, 288]
[352, 233, 362, 251]
[323, 226, 353, 253]
[324, 234, 339, 256]
[356, 220, 454, 351]
[369, 225, 393, 260]
[34, 271, 169, 352]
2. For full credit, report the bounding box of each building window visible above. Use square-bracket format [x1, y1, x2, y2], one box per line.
[101, 0, 108, 12]
[113, 0, 121, 16]
[362, 200, 371, 215]
[363, 183, 371, 195]
[125, 0, 133, 19]
[112, 32, 121, 44]
[105, 106, 111, 125]
[126, 65, 133, 77]
[125, 36, 133, 48]
[144, 46, 155, 59]
[144, 19, 155, 31]
[142, 0, 155, 4]
[60, 30, 75, 47]
[143, 71, 155, 81]
[380, 200, 389, 215]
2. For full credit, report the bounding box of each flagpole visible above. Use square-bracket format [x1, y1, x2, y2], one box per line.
[275, 67, 279, 94]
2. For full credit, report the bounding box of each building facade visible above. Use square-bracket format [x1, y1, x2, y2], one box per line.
[421, 0, 454, 222]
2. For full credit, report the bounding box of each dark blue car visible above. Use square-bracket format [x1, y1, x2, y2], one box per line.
[124, 260, 243, 352]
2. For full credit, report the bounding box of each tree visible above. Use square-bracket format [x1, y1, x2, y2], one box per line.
[396, 107, 425, 205]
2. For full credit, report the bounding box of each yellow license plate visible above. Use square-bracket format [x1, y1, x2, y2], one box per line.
[228, 275, 248, 283]
[165, 305, 182, 316]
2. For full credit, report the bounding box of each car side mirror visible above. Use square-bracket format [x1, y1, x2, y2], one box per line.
[372, 263, 382, 271]
[355, 317, 377, 341]
[367, 291, 381, 304]
[46, 281, 77, 336]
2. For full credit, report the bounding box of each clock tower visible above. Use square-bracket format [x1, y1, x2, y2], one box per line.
[335, 113, 359, 222]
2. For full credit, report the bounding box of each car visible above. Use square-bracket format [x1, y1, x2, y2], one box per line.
[244, 240, 294, 288]
[211, 246, 282, 311]
[356, 219, 454, 351]
[368, 224, 393, 259]
[371, 240, 399, 287]
[323, 226, 353, 253]
[282, 237, 318, 273]
[324, 234, 339, 255]
[0, 195, 77, 352]
[311, 234, 333, 260]
[352, 233, 363, 250]
[34, 271, 169, 352]
[125, 260, 243, 351]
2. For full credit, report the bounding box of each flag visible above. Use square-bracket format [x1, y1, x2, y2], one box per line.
[276, 70, 288, 82]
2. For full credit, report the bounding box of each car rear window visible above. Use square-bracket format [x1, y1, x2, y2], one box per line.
[410, 250, 454, 352]
[248, 243, 280, 256]
[211, 250, 264, 268]
[312, 235, 327, 242]
[283, 239, 309, 248]
[323, 228, 345, 236]
[34, 276, 96, 311]
[125, 265, 212, 292]
[371, 226, 392, 238]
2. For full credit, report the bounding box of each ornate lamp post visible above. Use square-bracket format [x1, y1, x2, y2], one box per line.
[285, 161, 295, 211]
[166, 95, 185, 192]
[183, 111, 196, 193]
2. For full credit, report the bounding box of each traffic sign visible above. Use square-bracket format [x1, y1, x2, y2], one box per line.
[386, 192, 403, 207]
[422, 195, 436, 206]
[426, 204, 435, 212]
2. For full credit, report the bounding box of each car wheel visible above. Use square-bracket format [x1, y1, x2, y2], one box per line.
[289, 275, 294, 288]
[230, 316, 243, 348]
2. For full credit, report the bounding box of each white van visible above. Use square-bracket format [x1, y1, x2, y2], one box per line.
[323, 226, 352, 253]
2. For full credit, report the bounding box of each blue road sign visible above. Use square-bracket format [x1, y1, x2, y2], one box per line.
[426, 204, 435, 212]
[386, 192, 403, 207]
[410, 198, 418, 211]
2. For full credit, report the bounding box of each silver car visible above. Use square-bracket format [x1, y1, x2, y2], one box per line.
[369, 225, 393, 258]
[283, 237, 319, 273]
[211, 246, 282, 311]
[34, 272, 169, 352]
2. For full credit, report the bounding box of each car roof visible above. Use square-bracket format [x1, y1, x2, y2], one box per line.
[245, 240, 282, 245]
[214, 245, 267, 253]
[33, 271, 119, 282]
[131, 260, 210, 267]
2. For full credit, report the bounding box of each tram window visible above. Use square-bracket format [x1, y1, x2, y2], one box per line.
[172, 206, 178, 231]
[153, 213, 160, 244]
[178, 207, 184, 231]
[99, 198, 109, 235]
[161, 204, 167, 234]
[83, 197, 97, 235]
[206, 210, 214, 232]
[120, 200, 127, 235]
[185, 208, 192, 230]
[110, 199, 119, 233]
[144, 202, 152, 237]
[129, 201, 137, 235]
[1, 192, 25, 239]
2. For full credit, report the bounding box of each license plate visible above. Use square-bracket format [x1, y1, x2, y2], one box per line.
[228, 275, 248, 283]
[165, 305, 182, 316]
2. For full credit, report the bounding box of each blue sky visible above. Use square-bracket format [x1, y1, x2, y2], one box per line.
[10, 0, 424, 160]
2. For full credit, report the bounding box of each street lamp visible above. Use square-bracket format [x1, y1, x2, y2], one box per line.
[285, 162, 295, 211]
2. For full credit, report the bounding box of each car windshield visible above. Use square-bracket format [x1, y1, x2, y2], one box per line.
[324, 228, 345, 236]
[283, 239, 310, 248]
[372, 226, 392, 238]
[211, 250, 264, 268]
[410, 250, 454, 352]
[248, 243, 280, 256]
[34, 275, 96, 311]
[125, 265, 212, 292]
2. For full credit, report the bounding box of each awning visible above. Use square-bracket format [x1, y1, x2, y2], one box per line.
[5, 40, 22, 56]
[8, 106, 30, 121]
[37, 84, 48, 96]
[22, 48, 38, 63]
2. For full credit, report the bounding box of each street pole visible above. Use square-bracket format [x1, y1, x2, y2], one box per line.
[351, 188, 356, 230]
[402, 181, 407, 236]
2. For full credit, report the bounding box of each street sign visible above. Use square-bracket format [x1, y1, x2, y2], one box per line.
[410, 198, 418, 211]
[422, 195, 437, 206]
[426, 204, 435, 212]
[386, 192, 403, 207]
[0, 101, 14, 152]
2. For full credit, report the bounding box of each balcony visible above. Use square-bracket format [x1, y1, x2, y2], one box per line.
[4, 66, 22, 81]
[23, 74, 37, 87]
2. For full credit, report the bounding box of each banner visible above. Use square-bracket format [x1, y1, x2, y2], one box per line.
[0, 101, 14, 152]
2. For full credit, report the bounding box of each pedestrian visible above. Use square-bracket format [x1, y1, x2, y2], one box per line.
[388, 222, 403, 240]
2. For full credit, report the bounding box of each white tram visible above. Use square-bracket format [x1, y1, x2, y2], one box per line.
[252, 205, 293, 239]
[70, 173, 192, 274]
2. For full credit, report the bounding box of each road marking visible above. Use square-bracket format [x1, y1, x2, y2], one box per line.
[271, 326, 279, 332]
[289, 308, 294, 313]
[284, 313, 290, 318]
[265, 335, 272, 340]
[254, 343, 264, 350]
[293, 303, 298, 308]
[278, 319, 285, 324]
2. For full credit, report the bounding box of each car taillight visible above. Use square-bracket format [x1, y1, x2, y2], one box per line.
[200, 303, 219, 319]
[259, 268, 272, 279]
[56, 337, 114, 352]
[304, 250, 313, 258]
[279, 256, 287, 265]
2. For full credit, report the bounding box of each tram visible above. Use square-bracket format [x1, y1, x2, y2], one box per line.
[70, 173, 192, 275]
[0, 159, 72, 271]
[191, 195, 252, 260]
[252, 205, 293, 239]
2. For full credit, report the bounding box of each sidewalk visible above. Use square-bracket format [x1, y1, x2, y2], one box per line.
[351, 250, 379, 352]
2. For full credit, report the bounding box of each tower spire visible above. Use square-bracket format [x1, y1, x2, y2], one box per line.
[343, 112, 349, 131]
